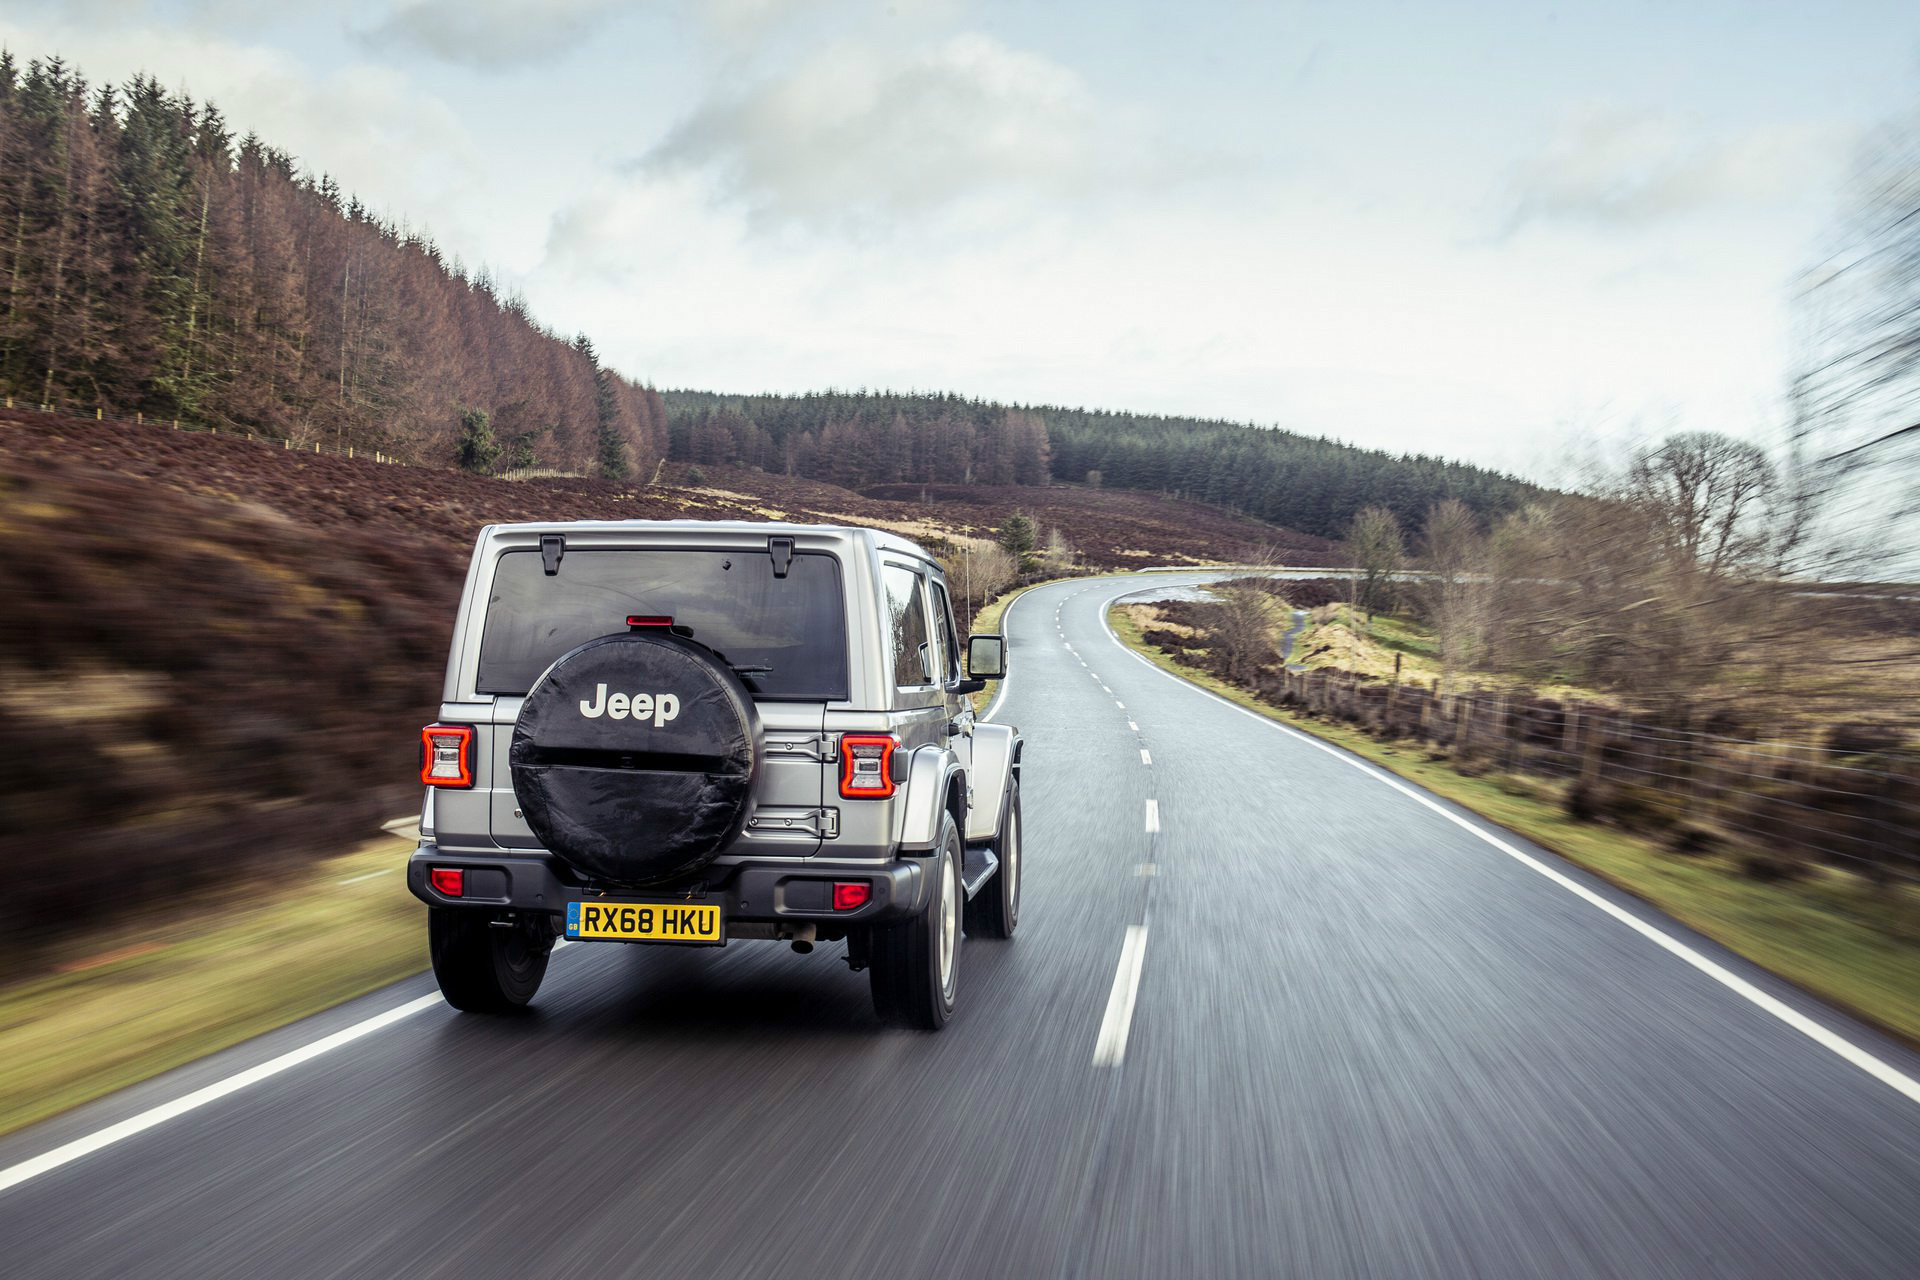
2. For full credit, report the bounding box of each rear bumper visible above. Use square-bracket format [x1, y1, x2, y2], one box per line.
[406, 843, 931, 928]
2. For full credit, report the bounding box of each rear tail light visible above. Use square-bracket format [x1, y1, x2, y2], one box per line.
[832, 881, 871, 911]
[626, 615, 674, 628]
[838, 734, 898, 799]
[429, 868, 465, 897]
[419, 724, 475, 788]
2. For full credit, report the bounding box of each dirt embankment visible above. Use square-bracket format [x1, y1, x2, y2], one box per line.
[0, 411, 1331, 945]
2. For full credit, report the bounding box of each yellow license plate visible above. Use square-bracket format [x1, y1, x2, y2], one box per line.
[565, 900, 723, 945]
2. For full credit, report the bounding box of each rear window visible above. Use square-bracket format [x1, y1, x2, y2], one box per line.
[476, 548, 848, 700]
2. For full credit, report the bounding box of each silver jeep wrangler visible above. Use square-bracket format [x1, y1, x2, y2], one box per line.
[408, 520, 1022, 1029]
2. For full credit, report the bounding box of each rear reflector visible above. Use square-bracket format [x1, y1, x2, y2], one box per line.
[429, 868, 464, 897]
[838, 734, 898, 798]
[832, 882, 871, 911]
[419, 724, 474, 788]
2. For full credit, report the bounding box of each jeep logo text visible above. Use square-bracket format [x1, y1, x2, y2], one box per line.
[579, 684, 681, 726]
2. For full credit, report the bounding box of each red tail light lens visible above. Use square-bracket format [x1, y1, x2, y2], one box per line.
[832, 881, 872, 911]
[419, 724, 474, 788]
[429, 868, 464, 897]
[839, 734, 898, 799]
[626, 615, 674, 628]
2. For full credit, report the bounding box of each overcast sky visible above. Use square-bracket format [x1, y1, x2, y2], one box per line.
[5, 0, 1920, 480]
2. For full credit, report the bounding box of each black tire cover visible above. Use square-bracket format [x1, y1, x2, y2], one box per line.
[509, 631, 763, 885]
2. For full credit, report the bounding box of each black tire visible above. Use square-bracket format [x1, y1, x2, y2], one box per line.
[870, 815, 963, 1030]
[430, 909, 553, 1013]
[966, 780, 1021, 940]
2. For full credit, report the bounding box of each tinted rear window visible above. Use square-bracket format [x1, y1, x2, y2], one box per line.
[477, 548, 848, 700]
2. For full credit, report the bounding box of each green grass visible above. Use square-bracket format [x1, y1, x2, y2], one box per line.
[1110, 604, 1920, 1048]
[1365, 611, 1439, 661]
[0, 835, 427, 1137]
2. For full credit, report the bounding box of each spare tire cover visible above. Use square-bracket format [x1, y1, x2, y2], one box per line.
[510, 631, 763, 885]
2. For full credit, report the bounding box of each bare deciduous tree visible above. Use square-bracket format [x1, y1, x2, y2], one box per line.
[1345, 505, 1404, 621]
[1415, 499, 1489, 691]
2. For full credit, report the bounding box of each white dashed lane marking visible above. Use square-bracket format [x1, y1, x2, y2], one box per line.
[1144, 799, 1160, 833]
[1140, 749, 1152, 765]
[1093, 925, 1151, 1068]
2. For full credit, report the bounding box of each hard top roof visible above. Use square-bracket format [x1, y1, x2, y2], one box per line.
[482, 518, 938, 564]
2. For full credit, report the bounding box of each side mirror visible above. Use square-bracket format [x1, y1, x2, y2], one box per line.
[966, 633, 1006, 680]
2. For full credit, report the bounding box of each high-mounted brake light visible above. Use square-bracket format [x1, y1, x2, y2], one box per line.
[429, 868, 465, 897]
[839, 734, 898, 799]
[419, 724, 474, 788]
[626, 615, 674, 628]
[832, 881, 872, 911]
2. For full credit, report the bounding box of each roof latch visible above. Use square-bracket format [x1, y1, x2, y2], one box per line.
[540, 533, 566, 576]
[768, 535, 794, 579]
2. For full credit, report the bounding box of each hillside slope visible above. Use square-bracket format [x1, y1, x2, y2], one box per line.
[665, 388, 1544, 539]
[0, 409, 1330, 946]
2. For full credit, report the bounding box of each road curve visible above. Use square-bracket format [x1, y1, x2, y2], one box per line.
[4, 573, 1919, 1278]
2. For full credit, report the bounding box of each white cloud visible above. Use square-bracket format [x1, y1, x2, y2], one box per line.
[356, 0, 624, 69]
[1506, 108, 1848, 230]
[639, 32, 1193, 230]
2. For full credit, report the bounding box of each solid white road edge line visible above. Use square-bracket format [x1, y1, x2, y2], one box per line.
[1093, 924, 1151, 1067]
[1098, 586, 1920, 1108]
[0, 993, 445, 1196]
[337, 868, 395, 885]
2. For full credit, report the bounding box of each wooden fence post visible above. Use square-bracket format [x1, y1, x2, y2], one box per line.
[1580, 709, 1605, 789]
[1388, 653, 1402, 733]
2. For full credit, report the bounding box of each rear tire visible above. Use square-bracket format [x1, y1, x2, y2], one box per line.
[967, 780, 1021, 940]
[870, 816, 963, 1030]
[430, 909, 553, 1012]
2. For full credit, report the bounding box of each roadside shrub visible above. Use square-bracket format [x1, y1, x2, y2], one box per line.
[455, 407, 500, 474]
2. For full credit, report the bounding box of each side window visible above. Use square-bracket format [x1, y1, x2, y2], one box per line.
[882, 564, 933, 688]
[929, 581, 959, 682]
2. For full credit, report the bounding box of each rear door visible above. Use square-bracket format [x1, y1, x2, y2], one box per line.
[471, 542, 846, 859]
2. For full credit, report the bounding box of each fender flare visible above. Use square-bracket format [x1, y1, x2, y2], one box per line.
[965, 723, 1022, 844]
[896, 745, 965, 852]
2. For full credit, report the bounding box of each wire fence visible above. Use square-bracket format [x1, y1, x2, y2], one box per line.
[0, 396, 403, 465]
[1257, 665, 1920, 888]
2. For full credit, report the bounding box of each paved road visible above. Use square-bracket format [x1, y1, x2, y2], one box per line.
[5, 574, 1920, 1278]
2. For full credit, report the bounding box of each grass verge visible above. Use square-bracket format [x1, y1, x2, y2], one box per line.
[1109, 603, 1920, 1048]
[0, 833, 426, 1137]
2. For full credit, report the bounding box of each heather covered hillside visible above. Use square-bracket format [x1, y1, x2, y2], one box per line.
[0, 407, 1329, 944]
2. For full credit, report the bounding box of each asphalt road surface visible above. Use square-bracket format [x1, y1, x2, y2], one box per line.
[5, 574, 1920, 1278]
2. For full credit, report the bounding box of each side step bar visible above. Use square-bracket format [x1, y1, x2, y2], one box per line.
[960, 845, 1000, 900]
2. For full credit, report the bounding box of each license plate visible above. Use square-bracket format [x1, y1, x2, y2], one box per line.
[565, 899, 723, 945]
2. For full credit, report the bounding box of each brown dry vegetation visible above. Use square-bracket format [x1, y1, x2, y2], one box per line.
[0, 409, 1329, 949]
